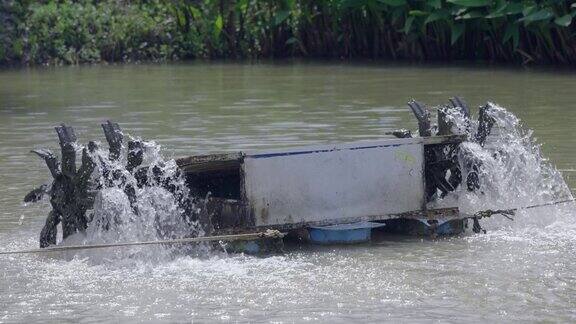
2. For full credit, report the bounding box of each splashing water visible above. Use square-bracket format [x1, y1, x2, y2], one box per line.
[63, 137, 206, 260]
[442, 103, 575, 229]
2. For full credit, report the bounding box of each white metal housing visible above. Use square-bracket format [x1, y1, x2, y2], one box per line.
[242, 138, 427, 228]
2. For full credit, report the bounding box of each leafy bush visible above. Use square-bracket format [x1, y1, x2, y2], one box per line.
[0, 0, 31, 65]
[5, 0, 576, 65]
[166, 0, 576, 64]
[25, 0, 182, 64]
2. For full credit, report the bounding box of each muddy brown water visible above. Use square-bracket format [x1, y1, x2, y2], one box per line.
[0, 62, 575, 322]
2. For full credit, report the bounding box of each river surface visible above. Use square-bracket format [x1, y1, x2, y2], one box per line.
[0, 62, 575, 322]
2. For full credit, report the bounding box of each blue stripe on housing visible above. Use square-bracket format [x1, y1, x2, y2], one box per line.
[249, 143, 403, 159]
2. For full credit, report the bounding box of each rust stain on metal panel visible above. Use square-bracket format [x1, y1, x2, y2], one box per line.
[249, 207, 460, 231]
[395, 150, 416, 165]
[260, 206, 269, 223]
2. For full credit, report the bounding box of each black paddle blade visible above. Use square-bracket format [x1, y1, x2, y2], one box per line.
[102, 120, 122, 139]
[55, 124, 77, 177]
[408, 100, 432, 137]
[24, 184, 48, 203]
[449, 96, 471, 118]
[438, 96, 472, 136]
[101, 121, 123, 161]
[31, 148, 61, 178]
[475, 103, 496, 146]
[127, 140, 145, 172]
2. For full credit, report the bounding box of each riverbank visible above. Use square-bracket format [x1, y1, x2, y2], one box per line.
[1, 0, 575, 66]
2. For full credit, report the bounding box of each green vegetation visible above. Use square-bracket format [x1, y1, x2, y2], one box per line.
[1, 0, 575, 65]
